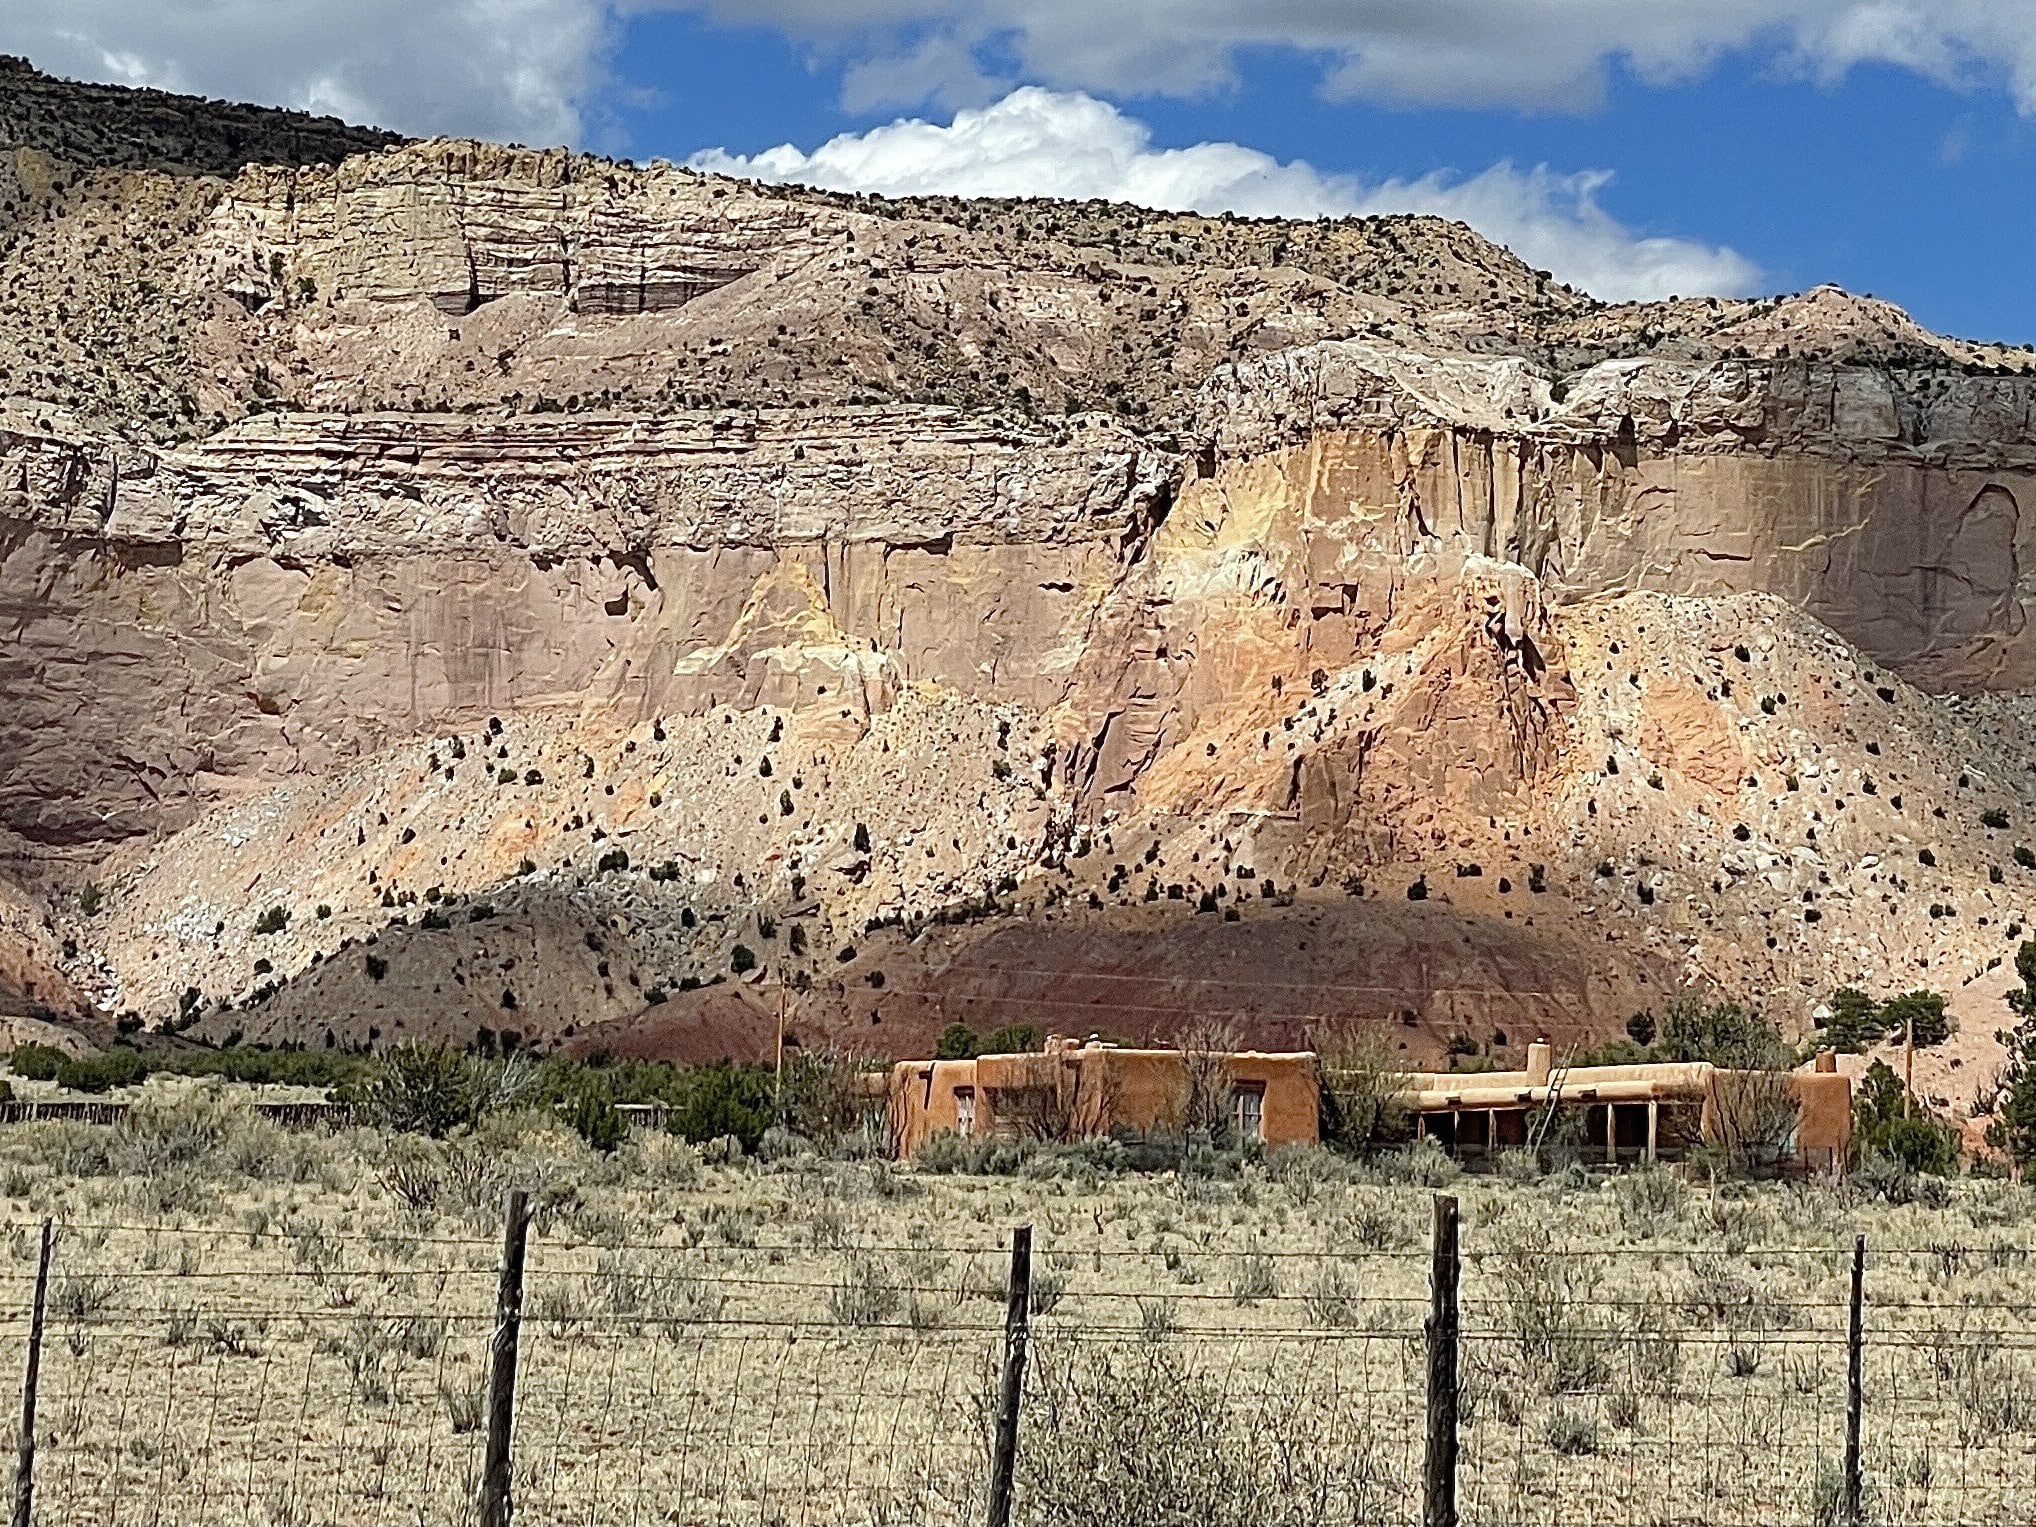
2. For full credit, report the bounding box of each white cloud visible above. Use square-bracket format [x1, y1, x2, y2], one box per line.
[15, 0, 2036, 152]
[678, 0, 2036, 116]
[691, 88, 1762, 301]
[4, 0, 611, 142]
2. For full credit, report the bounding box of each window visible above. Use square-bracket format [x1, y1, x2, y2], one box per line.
[1233, 1083, 1265, 1144]
[955, 1087, 977, 1136]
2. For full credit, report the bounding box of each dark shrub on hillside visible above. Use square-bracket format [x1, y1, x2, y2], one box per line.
[1655, 997, 1792, 1069]
[985, 1023, 1043, 1054]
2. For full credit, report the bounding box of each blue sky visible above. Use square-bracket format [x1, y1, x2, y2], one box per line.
[10, 1, 2036, 339]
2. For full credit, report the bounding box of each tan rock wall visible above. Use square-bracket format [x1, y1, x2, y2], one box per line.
[0, 408, 1164, 849]
[207, 145, 844, 313]
[6, 353, 2035, 859]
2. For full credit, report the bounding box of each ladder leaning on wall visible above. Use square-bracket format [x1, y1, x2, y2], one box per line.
[1527, 1049, 1575, 1158]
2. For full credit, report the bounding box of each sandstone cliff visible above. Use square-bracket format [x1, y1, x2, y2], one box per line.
[3, 61, 2033, 1103]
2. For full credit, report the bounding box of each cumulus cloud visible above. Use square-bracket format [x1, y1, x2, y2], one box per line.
[691, 88, 1762, 301]
[0, 0, 611, 142]
[681, 1, 2036, 116]
[15, 1, 2036, 150]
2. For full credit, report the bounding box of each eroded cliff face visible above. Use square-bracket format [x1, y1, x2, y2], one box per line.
[0, 405, 1165, 849]
[4, 65, 2035, 1091]
[9, 346, 2032, 855]
[1213, 341, 2036, 690]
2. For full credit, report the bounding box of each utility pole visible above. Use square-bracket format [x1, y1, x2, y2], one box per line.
[1903, 1009, 1915, 1119]
[774, 982, 787, 1124]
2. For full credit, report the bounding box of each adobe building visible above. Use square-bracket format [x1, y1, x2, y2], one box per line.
[1396, 1041, 1852, 1170]
[888, 1033, 1850, 1170]
[888, 1034, 1318, 1157]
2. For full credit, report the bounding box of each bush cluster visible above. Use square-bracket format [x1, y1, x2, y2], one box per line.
[1821, 986, 1952, 1053]
[932, 1021, 1043, 1060]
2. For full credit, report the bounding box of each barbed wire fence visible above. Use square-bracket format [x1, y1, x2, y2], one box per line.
[3, 1196, 2035, 1525]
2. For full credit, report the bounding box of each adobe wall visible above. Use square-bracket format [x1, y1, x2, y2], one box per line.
[886, 1058, 980, 1158]
[887, 1046, 1320, 1155]
[1789, 1071, 1854, 1161]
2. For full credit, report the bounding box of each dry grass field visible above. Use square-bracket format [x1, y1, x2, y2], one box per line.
[4, 1081, 2035, 1526]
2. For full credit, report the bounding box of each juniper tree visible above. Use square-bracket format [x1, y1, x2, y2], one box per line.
[1991, 941, 2036, 1169]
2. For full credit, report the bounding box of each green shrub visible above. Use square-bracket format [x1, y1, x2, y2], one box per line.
[1569, 1037, 1651, 1068]
[253, 906, 290, 935]
[666, 1063, 775, 1153]
[1318, 1028, 1414, 1156]
[166, 1046, 364, 1090]
[1822, 986, 1881, 1052]
[1879, 990, 1952, 1048]
[1544, 1404, 1600, 1456]
[1612, 1166, 1691, 1237]
[56, 1047, 149, 1093]
[780, 1053, 885, 1155]
[1850, 1149, 1953, 1208]
[1852, 1059, 1959, 1174]
[344, 1042, 488, 1137]
[564, 1086, 626, 1153]
[1994, 941, 2036, 1168]
[1018, 1341, 1398, 1527]
[109, 1083, 250, 1174]
[10, 1044, 67, 1081]
[1822, 986, 1951, 1055]
[915, 1130, 1032, 1175]
[1656, 996, 1792, 1068]
[827, 1254, 902, 1327]
[729, 944, 757, 975]
[984, 1023, 1042, 1054]
[935, 1022, 980, 1060]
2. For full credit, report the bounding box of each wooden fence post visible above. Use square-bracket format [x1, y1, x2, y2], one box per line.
[1423, 1194, 1461, 1527]
[1844, 1234, 1865, 1527]
[986, 1224, 1033, 1527]
[479, 1190, 531, 1527]
[10, 1219, 51, 1527]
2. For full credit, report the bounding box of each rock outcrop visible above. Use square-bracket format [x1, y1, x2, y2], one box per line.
[3, 61, 2034, 1094]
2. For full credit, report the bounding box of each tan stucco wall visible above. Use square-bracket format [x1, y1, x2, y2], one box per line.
[889, 1044, 1318, 1157]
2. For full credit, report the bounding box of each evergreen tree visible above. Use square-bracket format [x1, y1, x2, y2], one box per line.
[935, 1022, 981, 1060]
[1853, 1059, 1958, 1174]
[1822, 987, 1881, 1052]
[1991, 942, 2036, 1168]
